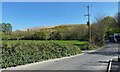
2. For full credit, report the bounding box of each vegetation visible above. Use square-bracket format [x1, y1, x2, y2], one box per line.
[1, 40, 95, 68]
[1, 14, 120, 68]
[0, 23, 12, 34]
[91, 16, 120, 46]
[1, 24, 88, 40]
[1, 16, 120, 46]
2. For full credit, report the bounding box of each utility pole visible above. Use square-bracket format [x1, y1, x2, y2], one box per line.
[85, 5, 91, 42]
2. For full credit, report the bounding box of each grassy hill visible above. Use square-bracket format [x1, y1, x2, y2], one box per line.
[20, 24, 87, 31]
[2, 24, 88, 40]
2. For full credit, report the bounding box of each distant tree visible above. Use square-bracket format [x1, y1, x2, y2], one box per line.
[91, 16, 106, 46]
[114, 13, 120, 33]
[91, 16, 118, 46]
[67, 25, 88, 40]
[6, 23, 12, 33]
[33, 30, 47, 40]
[118, 13, 120, 27]
[0, 23, 12, 34]
[115, 13, 120, 27]
[100, 16, 117, 39]
[50, 31, 61, 40]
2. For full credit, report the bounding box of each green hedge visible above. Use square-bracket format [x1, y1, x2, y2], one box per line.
[1, 40, 81, 68]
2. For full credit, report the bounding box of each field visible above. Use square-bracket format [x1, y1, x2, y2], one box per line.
[1, 40, 98, 68]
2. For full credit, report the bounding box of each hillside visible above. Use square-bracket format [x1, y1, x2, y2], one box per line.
[20, 24, 87, 31]
[2, 24, 88, 40]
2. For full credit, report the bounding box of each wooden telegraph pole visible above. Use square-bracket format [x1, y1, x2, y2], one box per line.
[85, 5, 91, 42]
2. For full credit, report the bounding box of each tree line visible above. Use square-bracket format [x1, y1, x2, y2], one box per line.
[2, 24, 88, 40]
[1, 15, 120, 46]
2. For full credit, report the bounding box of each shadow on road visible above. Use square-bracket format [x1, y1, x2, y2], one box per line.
[87, 43, 119, 56]
[98, 61, 108, 64]
[88, 52, 118, 56]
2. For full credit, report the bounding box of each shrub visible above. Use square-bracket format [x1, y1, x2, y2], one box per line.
[83, 43, 99, 50]
[2, 40, 81, 68]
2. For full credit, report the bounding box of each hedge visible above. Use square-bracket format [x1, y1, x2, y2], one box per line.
[1, 40, 81, 68]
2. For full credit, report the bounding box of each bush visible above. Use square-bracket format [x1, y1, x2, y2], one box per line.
[85, 43, 98, 50]
[80, 43, 99, 50]
[2, 40, 81, 68]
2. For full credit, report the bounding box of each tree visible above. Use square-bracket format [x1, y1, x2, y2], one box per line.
[6, 23, 12, 34]
[0, 23, 12, 34]
[114, 13, 120, 33]
[91, 16, 107, 46]
[100, 16, 117, 39]
[33, 30, 48, 40]
[91, 16, 118, 46]
[50, 31, 61, 40]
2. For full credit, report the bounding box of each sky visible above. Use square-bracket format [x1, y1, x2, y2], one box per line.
[1, 0, 120, 2]
[2, 2, 118, 31]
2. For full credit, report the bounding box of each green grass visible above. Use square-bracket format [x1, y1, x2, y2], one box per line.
[52, 40, 87, 50]
[3, 40, 87, 49]
[2, 40, 96, 50]
[53, 40, 86, 44]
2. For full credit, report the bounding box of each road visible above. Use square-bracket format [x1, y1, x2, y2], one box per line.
[6, 43, 119, 70]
